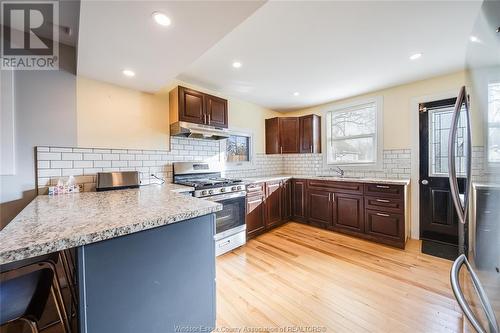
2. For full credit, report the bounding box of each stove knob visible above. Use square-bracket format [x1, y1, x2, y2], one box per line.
[220, 188, 226, 192]
[201, 190, 207, 196]
[231, 186, 237, 191]
[209, 190, 214, 195]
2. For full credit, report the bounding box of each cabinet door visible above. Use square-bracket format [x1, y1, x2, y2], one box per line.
[279, 117, 299, 153]
[307, 189, 332, 227]
[281, 180, 292, 222]
[178, 86, 206, 125]
[265, 118, 280, 154]
[299, 115, 321, 153]
[246, 195, 265, 239]
[332, 193, 364, 233]
[365, 209, 404, 242]
[205, 94, 228, 128]
[265, 182, 282, 228]
[292, 180, 307, 222]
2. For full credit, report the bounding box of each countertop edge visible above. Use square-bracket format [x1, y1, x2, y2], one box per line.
[242, 175, 410, 185]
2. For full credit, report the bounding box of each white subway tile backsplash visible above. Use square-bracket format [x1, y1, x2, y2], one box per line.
[112, 160, 127, 168]
[38, 169, 61, 177]
[84, 153, 102, 161]
[38, 152, 61, 160]
[62, 168, 84, 176]
[62, 153, 82, 160]
[94, 160, 112, 168]
[37, 161, 50, 169]
[51, 160, 73, 168]
[74, 160, 93, 168]
[50, 147, 73, 153]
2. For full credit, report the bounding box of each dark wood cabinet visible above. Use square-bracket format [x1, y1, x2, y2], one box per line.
[205, 94, 228, 128]
[332, 193, 364, 233]
[246, 194, 266, 239]
[169, 86, 228, 128]
[299, 115, 321, 153]
[307, 189, 333, 227]
[279, 118, 299, 153]
[265, 118, 280, 154]
[365, 210, 404, 246]
[265, 115, 320, 154]
[292, 179, 307, 222]
[281, 180, 292, 222]
[265, 181, 283, 228]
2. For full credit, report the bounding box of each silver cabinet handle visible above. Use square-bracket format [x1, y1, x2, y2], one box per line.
[328, 193, 331, 202]
[331, 193, 334, 202]
[280, 146, 283, 154]
[448, 86, 472, 225]
[208, 114, 211, 124]
[310, 145, 313, 153]
[376, 213, 390, 217]
[421, 180, 429, 185]
[376, 185, 390, 189]
[451, 254, 499, 333]
[376, 199, 390, 203]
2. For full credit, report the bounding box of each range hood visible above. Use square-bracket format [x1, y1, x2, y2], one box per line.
[170, 121, 230, 140]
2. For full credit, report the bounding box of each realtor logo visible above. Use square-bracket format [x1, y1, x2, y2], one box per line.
[1, 1, 59, 70]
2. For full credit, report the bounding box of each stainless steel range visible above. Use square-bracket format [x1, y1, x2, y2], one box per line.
[173, 162, 246, 256]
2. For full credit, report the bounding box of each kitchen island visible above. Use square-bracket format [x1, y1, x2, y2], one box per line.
[0, 184, 222, 333]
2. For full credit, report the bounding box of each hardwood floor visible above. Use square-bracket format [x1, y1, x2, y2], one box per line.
[216, 222, 464, 333]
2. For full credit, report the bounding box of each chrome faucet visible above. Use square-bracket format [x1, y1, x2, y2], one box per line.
[332, 166, 345, 177]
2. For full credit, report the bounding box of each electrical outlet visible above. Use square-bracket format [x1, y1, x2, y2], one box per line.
[77, 184, 84, 192]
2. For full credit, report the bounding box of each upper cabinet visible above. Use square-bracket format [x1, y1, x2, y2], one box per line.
[299, 115, 321, 153]
[265, 115, 321, 154]
[170, 86, 228, 128]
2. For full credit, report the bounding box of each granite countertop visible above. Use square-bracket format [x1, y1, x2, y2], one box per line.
[242, 175, 410, 186]
[0, 184, 221, 265]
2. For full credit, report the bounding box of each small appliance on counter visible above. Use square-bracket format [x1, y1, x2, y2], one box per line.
[96, 171, 140, 191]
[173, 162, 247, 256]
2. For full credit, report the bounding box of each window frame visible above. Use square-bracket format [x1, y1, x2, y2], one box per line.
[322, 96, 383, 169]
[220, 128, 254, 171]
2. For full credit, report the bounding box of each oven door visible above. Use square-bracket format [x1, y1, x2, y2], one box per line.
[206, 191, 246, 240]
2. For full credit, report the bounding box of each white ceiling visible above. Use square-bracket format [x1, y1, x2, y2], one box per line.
[77, 0, 265, 92]
[177, 1, 483, 111]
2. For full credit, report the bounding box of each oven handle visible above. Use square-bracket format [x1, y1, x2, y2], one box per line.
[204, 191, 246, 202]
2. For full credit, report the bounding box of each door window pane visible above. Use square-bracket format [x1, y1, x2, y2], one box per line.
[429, 106, 467, 176]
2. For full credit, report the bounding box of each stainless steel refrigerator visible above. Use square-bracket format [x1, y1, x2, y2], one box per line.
[448, 1, 500, 332]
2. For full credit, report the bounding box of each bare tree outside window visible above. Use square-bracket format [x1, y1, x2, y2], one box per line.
[488, 82, 500, 163]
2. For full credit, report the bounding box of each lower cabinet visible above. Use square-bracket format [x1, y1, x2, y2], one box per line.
[265, 181, 283, 228]
[292, 179, 307, 222]
[246, 179, 407, 248]
[246, 194, 266, 239]
[307, 189, 333, 227]
[332, 193, 364, 233]
[365, 209, 404, 247]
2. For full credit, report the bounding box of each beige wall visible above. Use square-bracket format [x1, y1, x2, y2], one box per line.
[77, 77, 170, 150]
[285, 71, 467, 149]
[77, 77, 281, 152]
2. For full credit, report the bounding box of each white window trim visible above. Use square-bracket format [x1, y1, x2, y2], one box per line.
[219, 128, 254, 171]
[322, 96, 383, 170]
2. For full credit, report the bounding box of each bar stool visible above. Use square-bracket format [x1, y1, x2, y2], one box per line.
[0, 253, 74, 333]
[0, 268, 67, 333]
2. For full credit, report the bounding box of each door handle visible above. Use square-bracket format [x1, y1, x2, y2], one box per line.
[421, 180, 429, 185]
[450, 254, 499, 333]
[208, 114, 211, 124]
[448, 86, 471, 225]
[280, 146, 283, 154]
[376, 213, 390, 217]
[310, 145, 313, 153]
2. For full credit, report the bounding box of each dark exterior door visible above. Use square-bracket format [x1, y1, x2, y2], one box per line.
[332, 193, 364, 233]
[205, 94, 228, 128]
[279, 117, 299, 153]
[178, 86, 206, 125]
[307, 189, 332, 227]
[265, 181, 282, 228]
[265, 118, 280, 154]
[419, 98, 465, 244]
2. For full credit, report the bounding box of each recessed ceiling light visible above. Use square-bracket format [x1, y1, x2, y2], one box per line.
[152, 12, 171, 26]
[122, 69, 135, 77]
[409, 53, 422, 60]
[470, 35, 481, 43]
[232, 61, 242, 68]
[293, 92, 300, 96]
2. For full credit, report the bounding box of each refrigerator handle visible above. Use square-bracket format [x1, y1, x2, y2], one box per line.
[448, 86, 469, 224]
[451, 254, 500, 333]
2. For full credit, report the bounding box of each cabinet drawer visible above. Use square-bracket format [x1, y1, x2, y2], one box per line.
[365, 196, 404, 213]
[307, 180, 363, 194]
[364, 183, 403, 198]
[246, 182, 264, 197]
[365, 209, 404, 240]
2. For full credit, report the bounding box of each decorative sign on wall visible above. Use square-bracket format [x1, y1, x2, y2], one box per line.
[1, 69, 16, 175]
